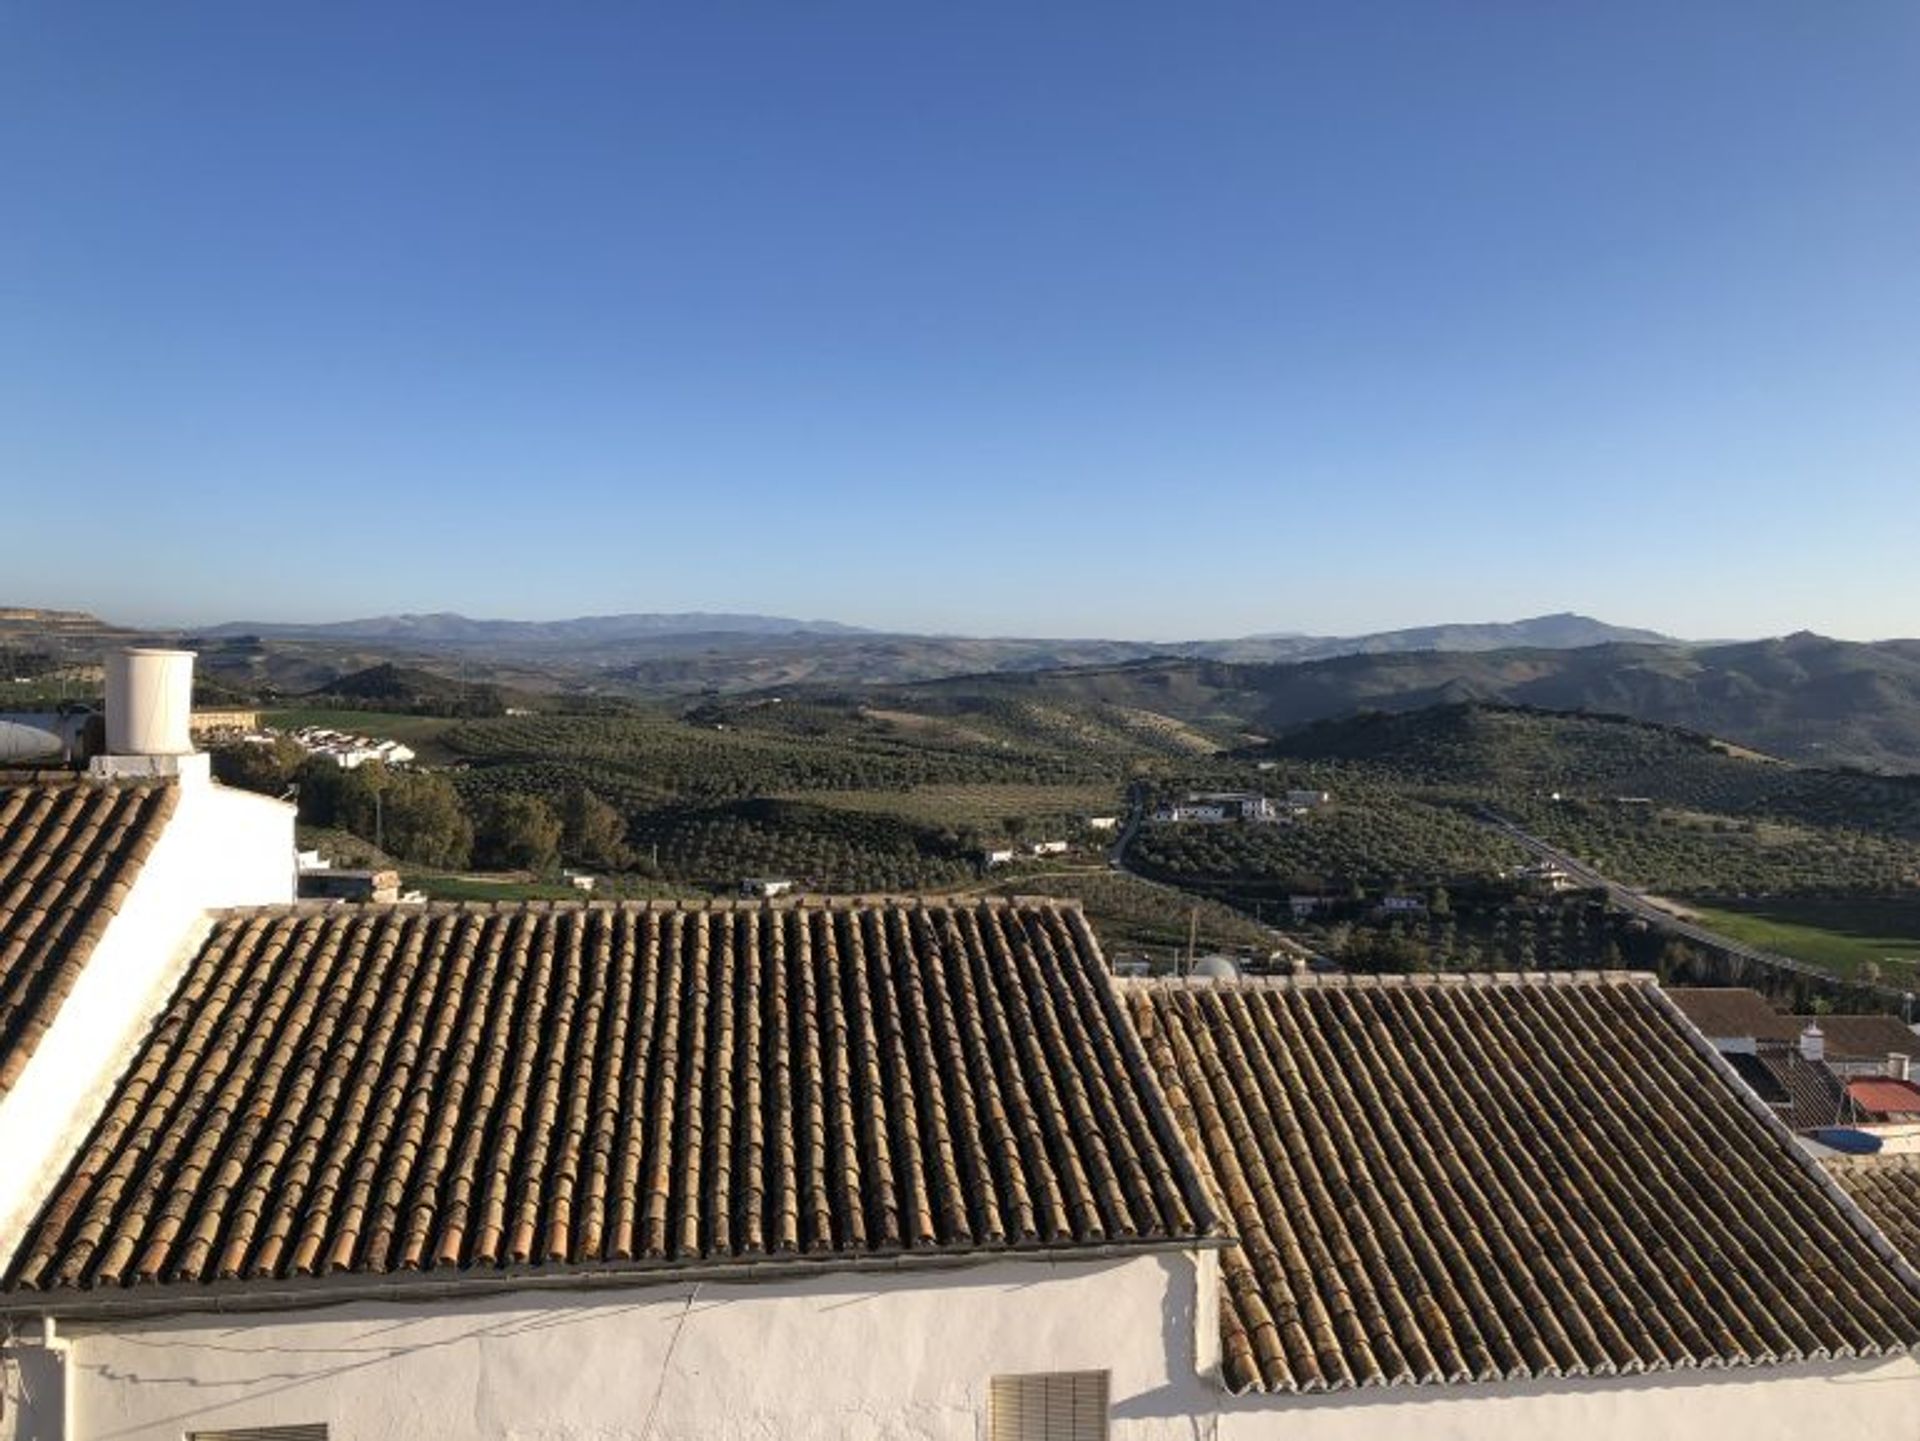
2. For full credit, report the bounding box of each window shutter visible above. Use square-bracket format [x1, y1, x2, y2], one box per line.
[989, 1370, 1109, 1441]
[187, 1427, 329, 1441]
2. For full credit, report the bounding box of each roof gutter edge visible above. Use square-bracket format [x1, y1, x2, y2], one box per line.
[1, 1234, 1232, 1326]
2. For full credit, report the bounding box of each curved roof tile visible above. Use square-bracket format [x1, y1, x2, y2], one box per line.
[6, 899, 1218, 1299]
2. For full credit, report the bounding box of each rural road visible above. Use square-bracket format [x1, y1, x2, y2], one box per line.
[1480, 808, 1914, 1005]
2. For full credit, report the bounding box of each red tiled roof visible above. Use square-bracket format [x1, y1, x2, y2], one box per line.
[5, 899, 1219, 1300]
[0, 780, 178, 1098]
[1846, 1078, 1920, 1120]
[1130, 974, 1920, 1394]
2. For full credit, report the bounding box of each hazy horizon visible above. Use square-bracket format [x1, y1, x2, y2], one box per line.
[6, 4, 1917, 641]
[15, 597, 1917, 649]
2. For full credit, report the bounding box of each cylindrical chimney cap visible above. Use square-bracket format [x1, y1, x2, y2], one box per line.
[105, 648, 196, 757]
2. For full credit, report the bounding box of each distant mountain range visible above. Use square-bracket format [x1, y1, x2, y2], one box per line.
[199, 611, 869, 645]
[13, 603, 1920, 771]
[164, 609, 1682, 695]
[882, 632, 1920, 773]
[188, 607, 1670, 661]
[1182, 612, 1674, 663]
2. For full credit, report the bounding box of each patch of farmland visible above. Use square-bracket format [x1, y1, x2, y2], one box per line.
[776, 782, 1122, 829]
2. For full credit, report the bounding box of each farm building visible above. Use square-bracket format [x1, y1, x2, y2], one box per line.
[1152, 792, 1280, 825]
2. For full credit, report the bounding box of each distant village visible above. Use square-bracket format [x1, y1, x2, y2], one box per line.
[197, 710, 419, 769]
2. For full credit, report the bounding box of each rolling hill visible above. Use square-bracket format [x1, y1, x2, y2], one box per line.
[868, 635, 1920, 772]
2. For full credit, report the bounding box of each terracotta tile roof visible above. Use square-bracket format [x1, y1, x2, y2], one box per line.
[1813, 1016, 1920, 1063]
[1662, 989, 1919, 1063]
[0, 780, 178, 1099]
[1128, 974, 1920, 1394]
[1830, 1156, 1920, 1265]
[5, 899, 1218, 1300]
[1724, 1043, 1850, 1133]
[1664, 988, 1801, 1042]
[1846, 1078, 1920, 1122]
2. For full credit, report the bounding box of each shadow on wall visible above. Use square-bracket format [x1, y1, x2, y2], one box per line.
[1108, 1251, 1214, 1424]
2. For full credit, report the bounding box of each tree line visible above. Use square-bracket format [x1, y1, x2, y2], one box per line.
[213, 739, 629, 874]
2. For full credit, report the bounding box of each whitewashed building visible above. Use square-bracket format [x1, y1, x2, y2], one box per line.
[0, 898, 1225, 1441]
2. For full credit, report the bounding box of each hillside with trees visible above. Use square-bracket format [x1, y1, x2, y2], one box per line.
[865, 635, 1920, 773]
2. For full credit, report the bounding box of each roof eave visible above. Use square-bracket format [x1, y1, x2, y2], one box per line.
[1, 1232, 1233, 1325]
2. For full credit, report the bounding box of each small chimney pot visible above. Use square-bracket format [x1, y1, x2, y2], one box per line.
[1799, 1022, 1825, 1063]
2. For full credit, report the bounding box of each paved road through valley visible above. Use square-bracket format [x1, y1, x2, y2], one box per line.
[1480, 808, 1913, 1008]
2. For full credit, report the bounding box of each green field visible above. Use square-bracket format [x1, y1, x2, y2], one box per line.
[988, 871, 1274, 958]
[401, 872, 704, 903]
[1685, 897, 1920, 983]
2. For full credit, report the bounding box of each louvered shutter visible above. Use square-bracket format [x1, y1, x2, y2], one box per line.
[989, 1370, 1109, 1441]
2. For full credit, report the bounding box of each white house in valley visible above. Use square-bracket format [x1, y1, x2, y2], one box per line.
[1151, 792, 1281, 825]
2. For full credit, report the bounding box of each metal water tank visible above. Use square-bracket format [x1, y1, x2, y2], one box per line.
[1192, 954, 1241, 981]
[105, 648, 195, 756]
[0, 715, 69, 762]
[0, 709, 95, 763]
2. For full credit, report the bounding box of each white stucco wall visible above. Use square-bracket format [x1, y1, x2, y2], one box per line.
[0, 774, 295, 1266]
[1202, 1357, 1920, 1440]
[7, 1249, 1919, 1441]
[3, 1254, 1198, 1441]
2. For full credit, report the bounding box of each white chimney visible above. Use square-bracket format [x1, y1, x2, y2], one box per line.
[1889, 1053, 1912, 1081]
[90, 648, 209, 783]
[105, 648, 195, 755]
[1799, 1022, 1825, 1063]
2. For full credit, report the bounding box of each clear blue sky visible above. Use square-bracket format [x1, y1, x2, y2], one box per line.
[4, 3, 1916, 640]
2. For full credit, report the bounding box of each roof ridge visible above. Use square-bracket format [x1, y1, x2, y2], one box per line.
[207, 894, 1087, 919]
[0, 773, 177, 793]
[1116, 968, 1654, 993]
